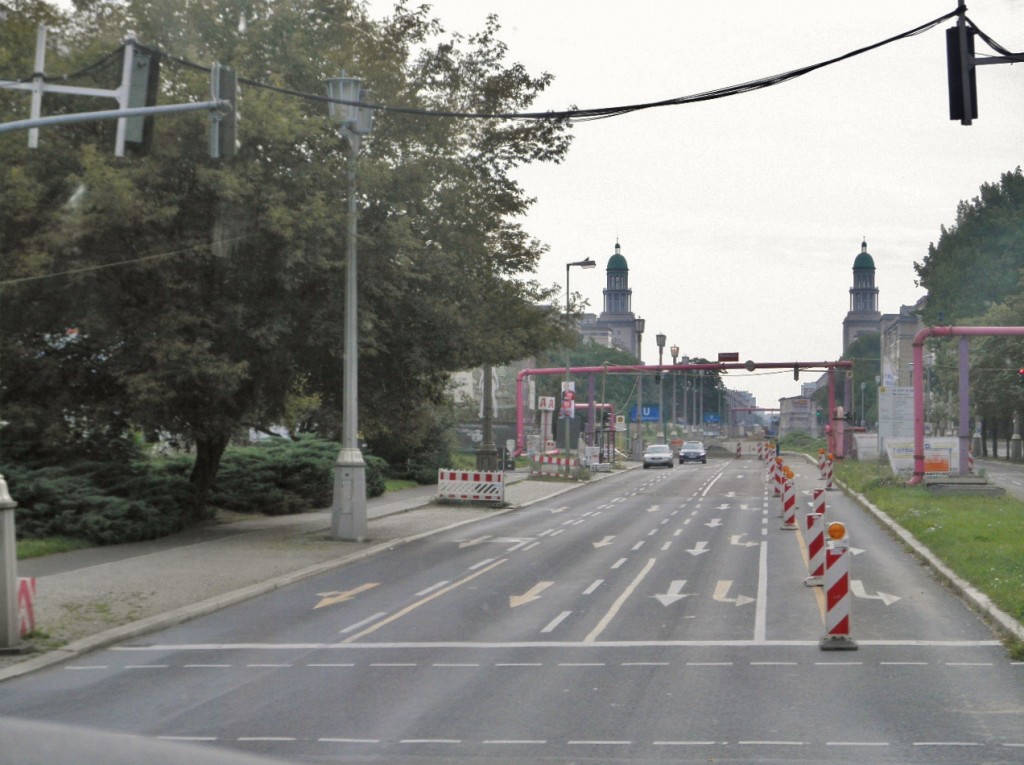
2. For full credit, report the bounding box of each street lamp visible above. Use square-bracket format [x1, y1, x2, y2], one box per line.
[656, 333, 666, 442]
[634, 317, 645, 459]
[670, 344, 679, 434]
[326, 73, 373, 541]
[563, 258, 596, 454]
[860, 381, 866, 428]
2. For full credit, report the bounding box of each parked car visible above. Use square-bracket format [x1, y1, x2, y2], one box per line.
[678, 440, 707, 464]
[642, 443, 674, 469]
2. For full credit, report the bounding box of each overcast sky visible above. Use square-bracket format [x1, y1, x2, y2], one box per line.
[364, 0, 1024, 406]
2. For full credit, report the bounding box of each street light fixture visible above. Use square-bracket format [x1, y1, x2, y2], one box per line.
[326, 73, 373, 541]
[563, 258, 596, 455]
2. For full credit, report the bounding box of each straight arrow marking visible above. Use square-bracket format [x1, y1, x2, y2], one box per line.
[705, 518, 723, 528]
[315, 583, 379, 609]
[509, 581, 554, 608]
[593, 536, 615, 548]
[687, 541, 710, 556]
[653, 580, 690, 606]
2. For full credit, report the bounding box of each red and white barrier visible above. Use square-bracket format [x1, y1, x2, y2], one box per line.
[529, 454, 580, 480]
[18, 577, 36, 637]
[773, 458, 784, 497]
[780, 479, 797, 529]
[804, 513, 824, 586]
[968, 449, 975, 475]
[820, 537, 858, 650]
[817, 450, 826, 479]
[437, 470, 505, 503]
[823, 456, 835, 491]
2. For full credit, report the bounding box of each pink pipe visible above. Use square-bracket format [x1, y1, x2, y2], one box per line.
[514, 361, 853, 455]
[908, 326, 1024, 484]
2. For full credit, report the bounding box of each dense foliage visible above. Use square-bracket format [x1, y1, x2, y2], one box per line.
[0, 0, 574, 516]
[913, 167, 1024, 453]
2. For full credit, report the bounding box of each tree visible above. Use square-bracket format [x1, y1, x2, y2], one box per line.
[914, 167, 1024, 326]
[0, 0, 572, 513]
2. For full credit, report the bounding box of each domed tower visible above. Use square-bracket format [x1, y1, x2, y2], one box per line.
[843, 239, 881, 351]
[591, 240, 641, 356]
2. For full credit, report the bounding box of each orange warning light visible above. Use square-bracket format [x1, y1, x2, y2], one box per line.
[827, 521, 847, 540]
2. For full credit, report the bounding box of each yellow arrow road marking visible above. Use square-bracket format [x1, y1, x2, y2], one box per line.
[509, 581, 554, 608]
[315, 582, 379, 610]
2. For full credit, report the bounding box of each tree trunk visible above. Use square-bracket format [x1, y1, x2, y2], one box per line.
[189, 431, 230, 521]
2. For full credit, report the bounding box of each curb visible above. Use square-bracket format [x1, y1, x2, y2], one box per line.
[0, 466, 634, 683]
[793, 452, 1024, 643]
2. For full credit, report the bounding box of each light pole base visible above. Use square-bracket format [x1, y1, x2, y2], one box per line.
[331, 448, 367, 541]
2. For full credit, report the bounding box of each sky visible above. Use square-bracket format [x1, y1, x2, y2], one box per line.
[362, 0, 1024, 406]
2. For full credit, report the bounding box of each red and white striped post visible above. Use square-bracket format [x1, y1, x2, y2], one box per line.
[812, 488, 826, 517]
[780, 479, 797, 529]
[817, 449, 826, 479]
[823, 454, 835, 491]
[736, 442, 742, 459]
[773, 457, 784, 497]
[804, 513, 824, 586]
[821, 524, 857, 650]
[968, 449, 975, 475]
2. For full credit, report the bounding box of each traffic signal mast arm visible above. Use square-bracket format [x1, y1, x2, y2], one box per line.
[514, 360, 853, 455]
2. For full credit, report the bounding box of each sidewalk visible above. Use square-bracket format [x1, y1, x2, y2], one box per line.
[0, 468, 623, 681]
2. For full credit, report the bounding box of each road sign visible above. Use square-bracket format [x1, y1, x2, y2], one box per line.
[718, 352, 739, 362]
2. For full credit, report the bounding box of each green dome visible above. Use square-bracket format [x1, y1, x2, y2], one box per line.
[607, 241, 628, 271]
[853, 239, 875, 270]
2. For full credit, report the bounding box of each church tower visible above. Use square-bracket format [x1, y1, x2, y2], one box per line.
[842, 239, 881, 351]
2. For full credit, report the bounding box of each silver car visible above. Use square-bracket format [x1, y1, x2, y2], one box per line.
[642, 443, 674, 469]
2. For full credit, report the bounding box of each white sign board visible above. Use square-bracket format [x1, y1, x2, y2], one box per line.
[878, 386, 914, 439]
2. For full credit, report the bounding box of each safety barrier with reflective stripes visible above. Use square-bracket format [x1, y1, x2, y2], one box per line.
[436, 470, 505, 503]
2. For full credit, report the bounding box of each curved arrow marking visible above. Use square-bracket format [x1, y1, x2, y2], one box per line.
[851, 579, 901, 605]
[510, 581, 553, 608]
[713, 580, 754, 607]
[730, 533, 759, 548]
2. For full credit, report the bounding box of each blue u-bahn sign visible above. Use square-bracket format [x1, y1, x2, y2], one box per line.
[629, 404, 661, 423]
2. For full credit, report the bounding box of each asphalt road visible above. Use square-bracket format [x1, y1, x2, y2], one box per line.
[2, 456, 1023, 765]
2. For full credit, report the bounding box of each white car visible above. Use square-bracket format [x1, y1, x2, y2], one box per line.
[642, 443, 674, 469]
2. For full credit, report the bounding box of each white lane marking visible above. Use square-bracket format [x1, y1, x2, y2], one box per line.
[433, 663, 480, 667]
[483, 739, 547, 744]
[401, 739, 462, 744]
[469, 558, 498, 570]
[754, 541, 767, 643]
[125, 664, 168, 669]
[661, 541, 672, 551]
[568, 740, 632, 745]
[585, 558, 658, 643]
[632, 541, 645, 550]
[653, 740, 716, 746]
[184, 664, 231, 668]
[611, 558, 628, 569]
[826, 742, 890, 747]
[320, 737, 381, 743]
[415, 581, 450, 596]
[541, 611, 573, 633]
[307, 663, 355, 667]
[340, 612, 388, 634]
[583, 579, 604, 595]
[159, 736, 218, 741]
[239, 737, 296, 742]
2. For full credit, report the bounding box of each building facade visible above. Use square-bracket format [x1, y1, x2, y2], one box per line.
[580, 241, 642, 358]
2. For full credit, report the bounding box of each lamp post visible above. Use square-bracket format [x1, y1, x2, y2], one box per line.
[670, 344, 679, 434]
[476, 364, 498, 470]
[633, 317, 645, 459]
[656, 333, 666, 442]
[563, 258, 596, 455]
[860, 381, 866, 429]
[326, 73, 373, 542]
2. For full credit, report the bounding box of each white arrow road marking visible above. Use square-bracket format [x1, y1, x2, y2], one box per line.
[550, 506, 569, 514]
[851, 580, 901, 605]
[705, 518, 723, 528]
[730, 533, 759, 548]
[458, 535, 493, 549]
[646, 505, 662, 513]
[849, 547, 866, 555]
[715, 503, 731, 511]
[725, 491, 737, 497]
[593, 535, 616, 548]
[510, 581, 554, 608]
[713, 580, 755, 607]
[687, 541, 710, 556]
[652, 580, 690, 606]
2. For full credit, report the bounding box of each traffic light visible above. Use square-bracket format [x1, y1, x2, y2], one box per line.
[209, 63, 238, 158]
[816, 408, 823, 422]
[124, 47, 160, 152]
[1018, 368, 1024, 384]
[946, 25, 977, 123]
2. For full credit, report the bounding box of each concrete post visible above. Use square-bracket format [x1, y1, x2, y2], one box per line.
[0, 475, 22, 653]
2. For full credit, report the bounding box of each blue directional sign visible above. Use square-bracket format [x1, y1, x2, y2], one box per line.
[704, 412, 721, 424]
[630, 404, 661, 423]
